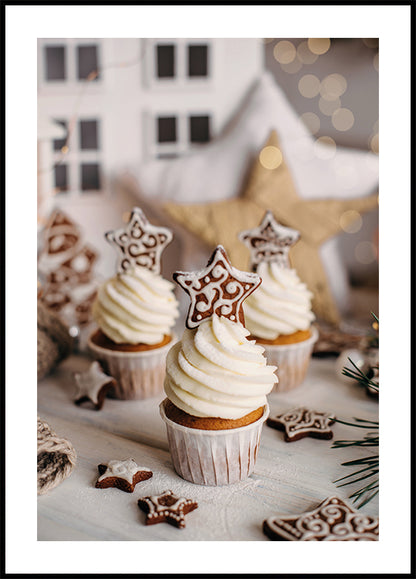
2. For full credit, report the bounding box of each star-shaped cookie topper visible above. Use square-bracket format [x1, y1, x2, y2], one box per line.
[263, 496, 379, 541]
[105, 207, 173, 274]
[138, 490, 198, 529]
[95, 459, 153, 493]
[74, 361, 116, 410]
[239, 210, 300, 270]
[173, 245, 261, 329]
[267, 407, 336, 442]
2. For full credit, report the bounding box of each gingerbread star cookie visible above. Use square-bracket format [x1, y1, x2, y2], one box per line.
[263, 496, 379, 541]
[267, 407, 336, 442]
[74, 361, 116, 410]
[174, 244, 260, 329]
[95, 459, 153, 493]
[105, 207, 173, 274]
[239, 210, 299, 270]
[138, 490, 198, 529]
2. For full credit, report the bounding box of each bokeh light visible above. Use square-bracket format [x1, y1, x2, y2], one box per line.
[339, 210, 363, 233]
[298, 74, 321, 98]
[280, 57, 303, 74]
[307, 38, 331, 55]
[314, 136, 337, 159]
[300, 112, 320, 135]
[320, 73, 347, 100]
[319, 96, 341, 116]
[332, 108, 355, 131]
[355, 241, 377, 264]
[370, 133, 379, 153]
[273, 41, 297, 64]
[297, 40, 319, 64]
[259, 145, 283, 170]
[362, 38, 379, 49]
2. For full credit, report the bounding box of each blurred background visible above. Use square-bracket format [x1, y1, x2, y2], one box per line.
[37, 38, 379, 339]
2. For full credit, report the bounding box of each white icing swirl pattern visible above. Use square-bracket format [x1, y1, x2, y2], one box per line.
[164, 314, 277, 419]
[92, 265, 179, 345]
[244, 261, 315, 340]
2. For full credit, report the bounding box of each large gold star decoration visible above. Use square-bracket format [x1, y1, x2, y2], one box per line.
[164, 130, 378, 324]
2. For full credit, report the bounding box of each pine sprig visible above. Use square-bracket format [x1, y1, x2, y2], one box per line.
[341, 359, 379, 393]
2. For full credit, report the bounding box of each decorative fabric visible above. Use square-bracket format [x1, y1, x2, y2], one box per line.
[37, 417, 77, 495]
[37, 302, 73, 380]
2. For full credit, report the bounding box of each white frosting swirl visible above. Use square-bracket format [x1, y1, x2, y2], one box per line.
[92, 266, 179, 345]
[164, 314, 277, 419]
[244, 262, 315, 340]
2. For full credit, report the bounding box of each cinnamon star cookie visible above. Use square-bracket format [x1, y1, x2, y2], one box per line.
[74, 361, 116, 410]
[267, 407, 335, 442]
[95, 459, 152, 493]
[138, 490, 198, 529]
[263, 496, 379, 541]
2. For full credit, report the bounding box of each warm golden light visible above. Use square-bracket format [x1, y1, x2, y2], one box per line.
[339, 210, 363, 233]
[314, 136, 337, 160]
[355, 241, 376, 264]
[61, 145, 69, 154]
[320, 73, 347, 100]
[273, 40, 297, 64]
[297, 40, 318, 64]
[281, 57, 303, 74]
[307, 38, 331, 55]
[298, 74, 320, 98]
[300, 112, 320, 135]
[319, 97, 341, 116]
[259, 146, 283, 170]
[370, 134, 379, 153]
[372, 321, 379, 331]
[332, 108, 355, 131]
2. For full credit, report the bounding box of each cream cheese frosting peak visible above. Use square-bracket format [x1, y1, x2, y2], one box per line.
[164, 315, 277, 419]
[244, 261, 315, 340]
[92, 265, 179, 345]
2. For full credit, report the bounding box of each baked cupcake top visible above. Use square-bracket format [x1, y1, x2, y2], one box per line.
[165, 245, 277, 419]
[92, 207, 179, 345]
[239, 211, 315, 340]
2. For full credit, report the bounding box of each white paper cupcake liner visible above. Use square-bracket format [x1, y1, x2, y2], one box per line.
[88, 334, 175, 400]
[160, 400, 269, 486]
[263, 326, 318, 392]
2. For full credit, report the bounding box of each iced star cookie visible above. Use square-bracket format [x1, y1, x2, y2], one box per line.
[263, 496, 379, 541]
[138, 490, 198, 529]
[266, 407, 336, 442]
[74, 361, 116, 410]
[95, 459, 152, 493]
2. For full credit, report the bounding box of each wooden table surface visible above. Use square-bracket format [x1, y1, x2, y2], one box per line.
[37, 346, 379, 542]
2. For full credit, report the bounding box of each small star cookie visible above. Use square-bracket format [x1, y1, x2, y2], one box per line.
[74, 361, 116, 410]
[267, 407, 335, 442]
[263, 496, 379, 541]
[95, 459, 153, 493]
[138, 490, 198, 529]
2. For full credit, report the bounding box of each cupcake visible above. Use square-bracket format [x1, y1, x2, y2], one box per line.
[239, 210, 317, 392]
[88, 207, 179, 399]
[159, 245, 277, 485]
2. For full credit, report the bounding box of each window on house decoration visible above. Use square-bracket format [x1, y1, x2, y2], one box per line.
[189, 115, 210, 143]
[53, 120, 68, 152]
[77, 45, 99, 80]
[45, 46, 66, 81]
[81, 163, 101, 191]
[188, 45, 208, 77]
[54, 164, 68, 193]
[79, 120, 99, 150]
[156, 45, 175, 78]
[157, 116, 177, 143]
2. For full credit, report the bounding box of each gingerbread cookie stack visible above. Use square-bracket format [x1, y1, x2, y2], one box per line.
[159, 245, 277, 485]
[88, 207, 179, 399]
[239, 210, 318, 391]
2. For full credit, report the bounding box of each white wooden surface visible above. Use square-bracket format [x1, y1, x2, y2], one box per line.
[37, 351, 379, 541]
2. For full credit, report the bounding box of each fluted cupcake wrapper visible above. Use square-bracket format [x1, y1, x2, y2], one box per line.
[264, 326, 318, 392]
[160, 400, 269, 486]
[87, 334, 175, 400]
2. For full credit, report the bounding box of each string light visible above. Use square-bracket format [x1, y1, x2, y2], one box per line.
[331, 107, 355, 131]
[298, 74, 320, 98]
[339, 210, 363, 233]
[307, 38, 331, 55]
[259, 145, 283, 170]
[273, 40, 296, 64]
